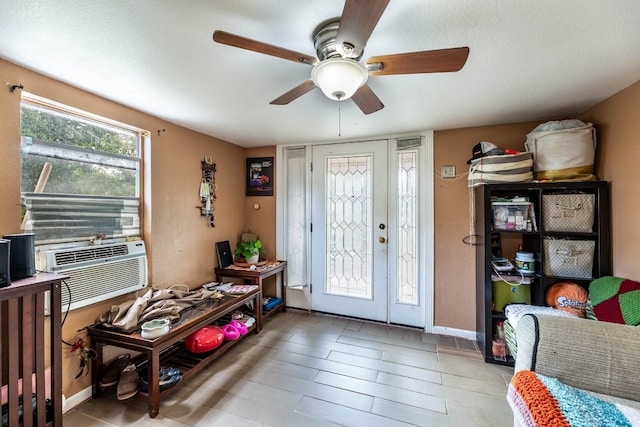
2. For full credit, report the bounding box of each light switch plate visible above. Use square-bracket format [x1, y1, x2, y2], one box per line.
[441, 165, 456, 178]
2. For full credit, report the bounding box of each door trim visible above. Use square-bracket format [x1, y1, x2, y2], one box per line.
[275, 130, 435, 333]
[422, 131, 434, 333]
[310, 139, 389, 321]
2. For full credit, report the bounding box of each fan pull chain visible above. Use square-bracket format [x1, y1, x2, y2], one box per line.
[337, 96, 342, 136]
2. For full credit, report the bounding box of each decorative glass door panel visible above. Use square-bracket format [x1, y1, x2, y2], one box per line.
[309, 139, 427, 327]
[397, 151, 418, 305]
[326, 155, 372, 299]
[311, 141, 388, 321]
[388, 145, 425, 327]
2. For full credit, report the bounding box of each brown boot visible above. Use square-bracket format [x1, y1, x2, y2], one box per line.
[116, 364, 139, 400]
[99, 353, 131, 388]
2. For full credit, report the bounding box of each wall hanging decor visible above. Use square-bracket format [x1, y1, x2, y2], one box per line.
[199, 156, 217, 227]
[246, 157, 273, 196]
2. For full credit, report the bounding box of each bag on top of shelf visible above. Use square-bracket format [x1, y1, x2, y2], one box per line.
[524, 119, 596, 181]
[542, 192, 595, 232]
[467, 142, 534, 188]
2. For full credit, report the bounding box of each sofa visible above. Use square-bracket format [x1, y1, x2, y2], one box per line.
[508, 313, 640, 426]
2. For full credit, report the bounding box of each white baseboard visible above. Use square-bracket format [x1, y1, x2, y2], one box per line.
[432, 325, 477, 341]
[62, 385, 92, 413]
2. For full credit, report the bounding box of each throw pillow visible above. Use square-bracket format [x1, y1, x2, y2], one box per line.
[589, 276, 640, 325]
[545, 281, 588, 317]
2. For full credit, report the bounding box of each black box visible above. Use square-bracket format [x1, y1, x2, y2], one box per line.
[216, 240, 233, 268]
[3, 233, 36, 280]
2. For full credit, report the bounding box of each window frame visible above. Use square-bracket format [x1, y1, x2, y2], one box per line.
[19, 92, 145, 245]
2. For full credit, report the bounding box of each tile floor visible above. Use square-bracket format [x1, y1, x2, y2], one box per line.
[63, 309, 515, 426]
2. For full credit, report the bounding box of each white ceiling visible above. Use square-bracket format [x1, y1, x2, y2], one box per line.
[2, 1, 640, 148]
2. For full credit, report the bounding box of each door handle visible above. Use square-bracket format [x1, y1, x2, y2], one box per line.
[379, 237, 386, 243]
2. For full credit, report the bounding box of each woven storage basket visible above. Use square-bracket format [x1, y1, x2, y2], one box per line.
[542, 193, 594, 232]
[543, 238, 595, 278]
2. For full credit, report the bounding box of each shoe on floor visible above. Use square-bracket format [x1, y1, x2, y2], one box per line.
[241, 315, 256, 327]
[99, 353, 131, 388]
[139, 366, 181, 392]
[116, 364, 140, 400]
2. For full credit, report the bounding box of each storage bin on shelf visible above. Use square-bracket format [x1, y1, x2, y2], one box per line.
[262, 296, 282, 311]
[543, 238, 595, 278]
[492, 201, 531, 231]
[492, 274, 532, 312]
[542, 193, 595, 232]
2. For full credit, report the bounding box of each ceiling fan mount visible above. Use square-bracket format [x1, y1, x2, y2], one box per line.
[212, 0, 470, 115]
[311, 18, 370, 101]
[313, 19, 362, 61]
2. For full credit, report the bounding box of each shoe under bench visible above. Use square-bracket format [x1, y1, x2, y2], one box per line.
[87, 287, 261, 418]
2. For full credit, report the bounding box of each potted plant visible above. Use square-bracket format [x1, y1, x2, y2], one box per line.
[234, 239, 262, 264]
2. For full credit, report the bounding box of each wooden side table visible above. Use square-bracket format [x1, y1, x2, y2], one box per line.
[215, 260, 287, 326]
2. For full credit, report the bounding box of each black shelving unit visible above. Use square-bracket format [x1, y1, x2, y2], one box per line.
[475, 181, 610, 366]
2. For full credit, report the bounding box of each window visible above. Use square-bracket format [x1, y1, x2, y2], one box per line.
[282, 147, 308, 289]
[20, 93, 143, 244]
[396, 149, 418, 305]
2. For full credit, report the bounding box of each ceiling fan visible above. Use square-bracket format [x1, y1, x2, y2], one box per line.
[212, 0, 469, 114]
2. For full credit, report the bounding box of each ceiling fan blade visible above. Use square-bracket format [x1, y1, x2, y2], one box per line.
[270, 80, 317, 105]
[351, 84, 384, 114]
[335, 0, 390, 58]
[213, 31, 317, 65]
[366, 47, 470, 76]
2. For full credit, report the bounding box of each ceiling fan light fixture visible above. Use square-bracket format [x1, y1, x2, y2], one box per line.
[311, 58, 368, 101]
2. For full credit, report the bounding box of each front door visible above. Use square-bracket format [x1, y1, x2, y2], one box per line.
[310, 140, 389, 321]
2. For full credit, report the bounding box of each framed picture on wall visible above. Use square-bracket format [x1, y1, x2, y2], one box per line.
[246, 157, 274, 196]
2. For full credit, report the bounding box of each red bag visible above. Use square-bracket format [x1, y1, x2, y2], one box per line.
[184, 325, 224, 353]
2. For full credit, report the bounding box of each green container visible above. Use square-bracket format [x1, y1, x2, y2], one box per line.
[492, 280, 531, 312]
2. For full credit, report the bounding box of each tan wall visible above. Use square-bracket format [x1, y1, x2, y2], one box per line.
[579, 80, 640, 279]
[432, 78, 640, 331]
[243, 147, 277, 260]
[3, 54, 640, 398]
[433, 121, 542, 330]
[243, 147, 279, 297]
[145, 121, 246, 287]
[0, 59, 246, 398]
[0, 62, 22, 231]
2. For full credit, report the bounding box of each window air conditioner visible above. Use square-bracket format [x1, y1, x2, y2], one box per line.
[37, 240, 148, 314]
